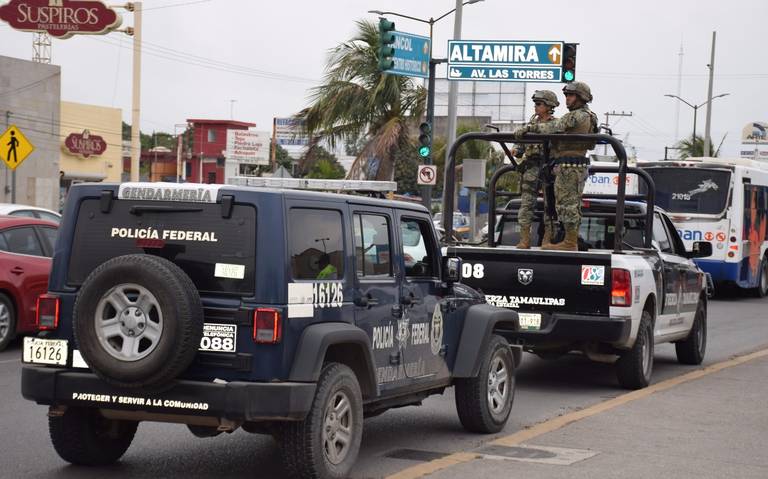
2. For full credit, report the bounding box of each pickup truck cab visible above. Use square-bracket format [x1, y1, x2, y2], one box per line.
[21, 182, 520, 479]
[441, 133, 711, 390]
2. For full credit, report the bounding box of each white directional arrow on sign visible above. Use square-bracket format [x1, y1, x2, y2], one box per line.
[548, 45, 561, 64]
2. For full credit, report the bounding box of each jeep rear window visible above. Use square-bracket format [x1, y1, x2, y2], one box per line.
[68, 199, 256, 295]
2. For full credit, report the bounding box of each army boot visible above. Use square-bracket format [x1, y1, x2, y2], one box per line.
[540, 222, 553, 248]
[545, 225, 579, 251]
[516, 225, 531, 249]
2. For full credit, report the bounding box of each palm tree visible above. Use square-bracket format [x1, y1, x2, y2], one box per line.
[675, 134, 727, 159]
[295, 20, 425, 181]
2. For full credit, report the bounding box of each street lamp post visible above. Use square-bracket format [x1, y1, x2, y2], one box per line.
[368, 0, 483, 213]
[665, 93, 729, 156]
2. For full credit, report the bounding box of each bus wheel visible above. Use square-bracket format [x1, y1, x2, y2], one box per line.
[752, 256, 768, 298]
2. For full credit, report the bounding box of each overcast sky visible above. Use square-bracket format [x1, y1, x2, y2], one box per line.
[1, 0, 766, 159]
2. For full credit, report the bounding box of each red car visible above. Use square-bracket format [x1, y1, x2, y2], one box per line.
[0, 216, 58, 351]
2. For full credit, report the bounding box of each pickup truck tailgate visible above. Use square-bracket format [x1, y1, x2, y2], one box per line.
[447, 246, 612, 317]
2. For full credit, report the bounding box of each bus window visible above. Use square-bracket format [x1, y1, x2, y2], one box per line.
[643, 168, 731, 216]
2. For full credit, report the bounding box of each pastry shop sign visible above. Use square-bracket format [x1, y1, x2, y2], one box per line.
[64, 130, 107, 158]
[0, 0, 122, 39]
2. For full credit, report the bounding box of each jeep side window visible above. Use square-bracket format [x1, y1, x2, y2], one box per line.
[400, 218, 436, 278]
[289, 209, 345, 280]
[652, 213, 673, 253]
[353, 214, 392, 277]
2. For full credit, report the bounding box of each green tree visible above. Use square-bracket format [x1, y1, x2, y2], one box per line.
[270, 142, 293, 169]
[295, 20, 426, 181]
[122, 121, 175, 151]
[393, 148, 419, 195]
[675, 134, 727, 159]
[303, 146, 346, 179]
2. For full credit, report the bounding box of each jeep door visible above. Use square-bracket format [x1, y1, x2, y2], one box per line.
[350, 207, 406, 392]
[396, 212, 450, 384]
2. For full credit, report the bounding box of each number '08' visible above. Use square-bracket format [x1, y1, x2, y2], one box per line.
[461, 263, 485, 279]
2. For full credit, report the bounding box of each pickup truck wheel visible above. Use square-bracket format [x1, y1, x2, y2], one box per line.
[0, 293, 16, 352]
[73, 254, 203, 390]
[752, 257, 768, 298]
[675, 300, 707, 365]
[616, 311, 654, 390]
[455, 334, 515, 433]
[280, 363, 363, 479]
[49, 407, 138, 465]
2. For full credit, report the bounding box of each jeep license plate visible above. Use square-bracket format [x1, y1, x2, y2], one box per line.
[518, 313, 542, 331]
[22, 337, 68, 366]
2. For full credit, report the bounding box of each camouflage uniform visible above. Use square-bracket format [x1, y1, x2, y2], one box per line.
[517, 114, 556, 227]
[514, 82, 598, 229]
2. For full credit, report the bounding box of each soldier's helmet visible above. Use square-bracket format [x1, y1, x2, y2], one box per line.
[562, 82, 593, 103]
[531, 90, 560, 108]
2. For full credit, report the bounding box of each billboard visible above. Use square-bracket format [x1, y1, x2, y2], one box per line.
[740, 122, 768, 159]
[274, 118, 309, 146]
[225, 130, 269, 165]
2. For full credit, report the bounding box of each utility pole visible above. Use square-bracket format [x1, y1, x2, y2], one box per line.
[129, 1, 142, 182]
[674, 41, 684, 141]
[603, 111, 633, 155]
[442, 0, 463, 211]
[703, 31, 716, 157]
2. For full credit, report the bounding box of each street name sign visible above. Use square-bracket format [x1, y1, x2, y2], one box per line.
[447, 40, 564, 82]
[0, 125, 34, 171]
[389, 31, 430, 79]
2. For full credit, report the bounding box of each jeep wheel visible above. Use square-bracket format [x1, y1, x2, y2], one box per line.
[0, 293, 16, 352]
[455, 334, 515, 433]
[616, 311, 654, 389]
[280, 363, 363, 479]
[675, 299, 707, 365]
[49, 407, 138, 466]
[751, 256, 768, 298]
[73, 254, 203, 390]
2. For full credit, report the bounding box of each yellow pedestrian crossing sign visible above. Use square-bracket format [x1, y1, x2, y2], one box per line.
[0, 125, 35, 171]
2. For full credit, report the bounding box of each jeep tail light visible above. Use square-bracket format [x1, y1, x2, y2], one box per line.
[253, 308, 281, 344]
[36, 294, 60, 330]
[611, 269, 632, 306]
[136, 238, 166, 249]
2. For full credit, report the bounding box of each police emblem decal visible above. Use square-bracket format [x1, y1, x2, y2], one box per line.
[518, 268, 533, 285]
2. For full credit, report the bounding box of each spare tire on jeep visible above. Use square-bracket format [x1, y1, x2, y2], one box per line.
[73, 254, 203, 390]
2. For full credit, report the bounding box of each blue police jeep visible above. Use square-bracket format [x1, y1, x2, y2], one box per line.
[21, 182, 520, 479]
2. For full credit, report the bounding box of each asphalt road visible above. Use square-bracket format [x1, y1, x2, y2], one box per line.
[0, 292, 766, 479]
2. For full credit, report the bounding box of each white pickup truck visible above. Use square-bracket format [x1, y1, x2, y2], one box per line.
[442, 133, 712, 389]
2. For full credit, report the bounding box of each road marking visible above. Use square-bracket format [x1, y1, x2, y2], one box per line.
[386, 347, 768, 479]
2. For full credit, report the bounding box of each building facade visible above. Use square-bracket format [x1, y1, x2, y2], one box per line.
[0, 55, 61, 211]
[59, 101, 122, 197]
[185, 119, 256, 184]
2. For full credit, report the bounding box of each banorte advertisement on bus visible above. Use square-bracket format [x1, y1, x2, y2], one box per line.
[0, 0, 121, 39]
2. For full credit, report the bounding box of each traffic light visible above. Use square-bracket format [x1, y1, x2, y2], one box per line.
[561, 43, 577, 83]
[378, 18, 395, 71]
[418, 122, 431, 158]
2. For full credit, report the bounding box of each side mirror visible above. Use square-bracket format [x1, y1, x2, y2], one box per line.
[686, 241, 712, 259]
[442, 257, 462, 284]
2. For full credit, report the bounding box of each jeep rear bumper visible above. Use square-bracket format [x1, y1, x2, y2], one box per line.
[21, 367, 316, 422]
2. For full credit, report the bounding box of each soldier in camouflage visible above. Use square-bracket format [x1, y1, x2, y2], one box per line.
[513, 81, 599, 251]
[514, 90, 559, 249]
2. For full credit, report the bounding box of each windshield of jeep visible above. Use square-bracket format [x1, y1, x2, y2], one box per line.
[642, 167, 731, 216]
[68, 198, 256, 295]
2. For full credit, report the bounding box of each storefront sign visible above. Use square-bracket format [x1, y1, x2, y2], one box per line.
[225, 129, 269, 165]
[64, 129, 106, 158]
[0, 0, 122, 39]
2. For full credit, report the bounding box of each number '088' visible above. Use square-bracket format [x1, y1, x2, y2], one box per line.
[461, 263, 485, 279]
